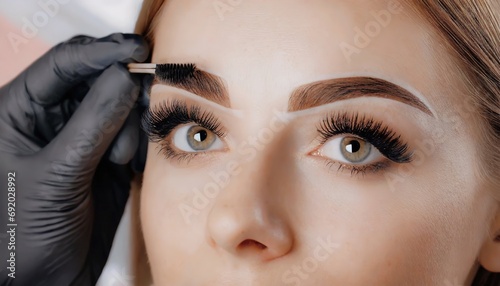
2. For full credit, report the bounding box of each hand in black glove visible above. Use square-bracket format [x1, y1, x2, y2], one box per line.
[0, 33, 149, 286]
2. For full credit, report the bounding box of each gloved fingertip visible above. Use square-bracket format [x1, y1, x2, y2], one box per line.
[64, 34, 95, 45]
[109, 144, 134, 165]
[109, 125, 139, 165]
[104, 63, 136, 87]
[118, 34, 150, 63]
[96, 33, 150, 63]
[130, 37, 150, 63]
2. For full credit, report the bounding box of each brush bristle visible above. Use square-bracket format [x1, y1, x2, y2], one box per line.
[156, 63, 196, 83]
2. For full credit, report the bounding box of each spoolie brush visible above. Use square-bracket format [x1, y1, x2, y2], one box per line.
[127, 63, 197, 83]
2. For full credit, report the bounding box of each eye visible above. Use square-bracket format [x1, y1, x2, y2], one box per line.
[172, 123, 224, 152]
[316, 135, 384, 165]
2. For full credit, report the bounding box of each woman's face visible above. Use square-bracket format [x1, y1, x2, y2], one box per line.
[141, 0, 498, 284]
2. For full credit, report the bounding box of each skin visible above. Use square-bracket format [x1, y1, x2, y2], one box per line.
[140, 0, 500, 285]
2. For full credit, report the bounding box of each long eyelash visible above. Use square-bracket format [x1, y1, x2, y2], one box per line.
[318, 112, 413, 164]
[141, 99, 225, 159]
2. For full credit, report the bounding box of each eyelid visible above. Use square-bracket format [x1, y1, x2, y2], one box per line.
[283, 97, 416, 119]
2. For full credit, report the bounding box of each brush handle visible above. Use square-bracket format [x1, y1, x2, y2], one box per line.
[127, 63, 156, 74]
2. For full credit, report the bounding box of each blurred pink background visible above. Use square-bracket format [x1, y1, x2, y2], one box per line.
[0, 0, 142, 85]
[0, 16, 49, 85]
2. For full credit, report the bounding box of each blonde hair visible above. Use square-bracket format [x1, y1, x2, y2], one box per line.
[132, 0, 500, 284]
[134, 0, 166, 55]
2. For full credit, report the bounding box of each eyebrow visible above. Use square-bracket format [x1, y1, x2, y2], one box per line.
[288, 77, 433, 115]
[153, 69, 432, 116]
[153, 69, 231, 108]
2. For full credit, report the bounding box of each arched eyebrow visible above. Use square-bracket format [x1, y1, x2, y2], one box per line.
[153, 68, 231, 108]
[288, 77, 433, 116]
[154, 68, 432, 116]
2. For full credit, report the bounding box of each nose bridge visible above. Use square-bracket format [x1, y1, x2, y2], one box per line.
[205, 119, 296, 261]
[225, 110, 296, 205]
[223, 107, 294, 197]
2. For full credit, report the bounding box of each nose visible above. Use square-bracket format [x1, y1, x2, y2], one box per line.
[206, 160, 294, 261]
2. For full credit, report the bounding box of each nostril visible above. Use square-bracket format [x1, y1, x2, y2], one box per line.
[238, 239, 267, 250]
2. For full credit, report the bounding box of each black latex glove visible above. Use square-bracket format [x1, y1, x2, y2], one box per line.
[0, 33, 149, 286]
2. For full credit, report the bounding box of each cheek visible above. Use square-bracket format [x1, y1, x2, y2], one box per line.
[140, 147, 230, 280]
[140, 149, 197, 281]
[289, 161, 487, 284]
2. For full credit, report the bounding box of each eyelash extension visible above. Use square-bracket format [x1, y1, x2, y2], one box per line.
[318, 112, 413, 164]
[141, 99, 225, 158]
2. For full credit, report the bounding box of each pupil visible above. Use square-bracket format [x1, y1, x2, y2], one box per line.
[194, 130, 208, 142]
[346, 140, 361, 153]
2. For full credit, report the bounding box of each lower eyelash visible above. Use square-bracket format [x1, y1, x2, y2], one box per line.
[325, 159, 391, 176]
[318, 112, 413, 164]
[155, 144, 199, 163]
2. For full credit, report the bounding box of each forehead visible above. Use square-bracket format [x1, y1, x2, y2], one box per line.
[151, 0, 458, 111]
